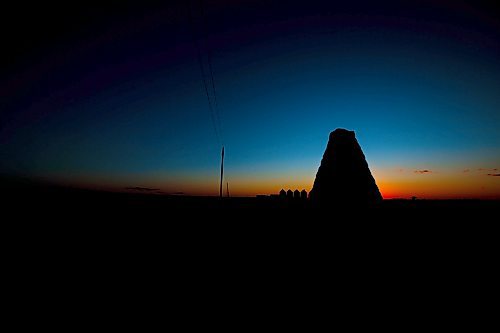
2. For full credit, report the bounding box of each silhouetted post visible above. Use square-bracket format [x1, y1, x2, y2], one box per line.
[301, 189, 307, 200]
[220, 146, 224, 198]
[226, 182, 229, 198]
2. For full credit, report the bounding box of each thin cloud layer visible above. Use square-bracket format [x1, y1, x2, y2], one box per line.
[125, 187, 160, 192]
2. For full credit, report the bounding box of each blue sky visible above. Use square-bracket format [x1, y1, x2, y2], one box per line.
[1, 1, 499, 197]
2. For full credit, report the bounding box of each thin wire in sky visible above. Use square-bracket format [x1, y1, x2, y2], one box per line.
[199, 0, 223, 142]
[186, 0, 221, 146]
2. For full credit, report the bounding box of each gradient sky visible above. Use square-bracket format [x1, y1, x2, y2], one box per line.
[1, 0, 500, 198]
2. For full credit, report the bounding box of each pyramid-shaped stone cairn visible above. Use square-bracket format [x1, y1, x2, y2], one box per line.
[310, 129, 383, 205]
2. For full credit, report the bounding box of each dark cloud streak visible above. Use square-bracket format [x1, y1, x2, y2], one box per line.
[125, 187, 161, 192]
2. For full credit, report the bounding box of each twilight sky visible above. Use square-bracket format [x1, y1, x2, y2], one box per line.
[1, 0, 500, 198]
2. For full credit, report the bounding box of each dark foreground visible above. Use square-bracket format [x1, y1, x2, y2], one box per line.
[3, 177, 499, 221]
[4, 177, 498, 309]
[6, 177, 499, 272]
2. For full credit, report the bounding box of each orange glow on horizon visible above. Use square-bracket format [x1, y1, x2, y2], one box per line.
[374, 168, 500, 200]
[47, 166, 500, 199]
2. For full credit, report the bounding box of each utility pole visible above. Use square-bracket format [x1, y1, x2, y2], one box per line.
[219, 146, 224, 198]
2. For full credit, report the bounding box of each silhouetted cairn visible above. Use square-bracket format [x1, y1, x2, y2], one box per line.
[310, 128, 382, 206]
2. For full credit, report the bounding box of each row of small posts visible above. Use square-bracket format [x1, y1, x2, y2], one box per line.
[279, 189, 308, 200]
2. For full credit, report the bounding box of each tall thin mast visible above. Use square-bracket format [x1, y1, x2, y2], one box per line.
[219, 146, 224, 198]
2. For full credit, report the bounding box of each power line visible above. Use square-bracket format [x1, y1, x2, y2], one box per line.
[186, 0, 221, 145]
[198, 0, 223, 142]
[187, 0, 227, 197]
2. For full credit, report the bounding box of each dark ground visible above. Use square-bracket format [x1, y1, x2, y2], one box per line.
[5, 175, 498, 269]
[3, 176, 499, 221]
[3, 175, 498, 316]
